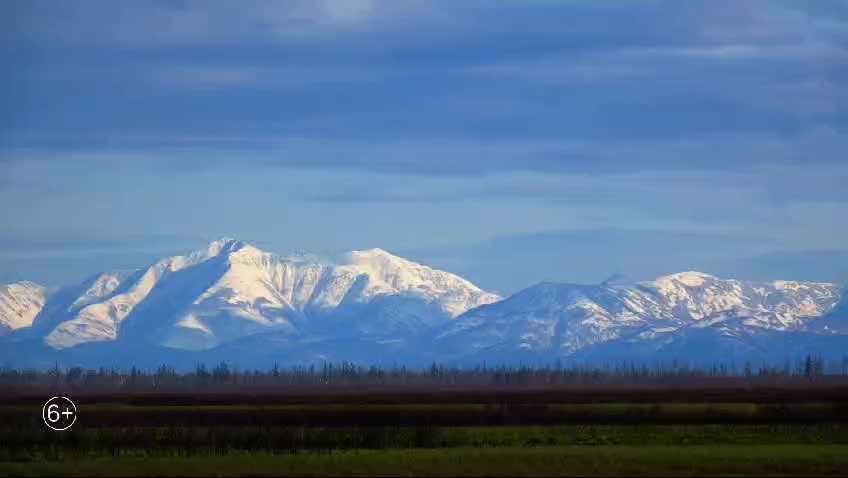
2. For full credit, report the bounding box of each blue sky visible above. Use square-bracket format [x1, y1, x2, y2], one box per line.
[1, 0, 847, 294]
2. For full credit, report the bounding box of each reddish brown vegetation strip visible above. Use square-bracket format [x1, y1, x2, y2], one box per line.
[3, 381, 848, 405]
[7, 404, 845, 427]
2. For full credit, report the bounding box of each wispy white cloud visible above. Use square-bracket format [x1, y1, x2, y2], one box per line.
[5, 128, 847, 175]
[5, 0, 839, 49]
[2, 0, 434, 47]
[146, 64, 389, 90]
[306, 163, 848, 238]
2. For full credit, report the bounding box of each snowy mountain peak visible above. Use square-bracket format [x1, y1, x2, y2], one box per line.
[201, 240, 324, 267]
[8, 239, 500, 351]
[166, 237, 252, 270]
[346, 247, 401, 263]
[336, 247, 501, 319]
[206, 237, 249, 255]
[654, 271, 718, 288]
[225, 244, 274, 266]
[345, 248, 465, 288]
[772, 279, 838, 291]
[3, 280, 46, 294]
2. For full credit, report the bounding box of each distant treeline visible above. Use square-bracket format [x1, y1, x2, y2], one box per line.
[1, 354, 847, 388]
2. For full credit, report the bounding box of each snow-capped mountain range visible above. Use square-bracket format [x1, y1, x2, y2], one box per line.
[436, 272, 842, 364]
[0, 239, 845, 368]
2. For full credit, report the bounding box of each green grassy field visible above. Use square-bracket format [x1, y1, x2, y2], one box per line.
[2, 393, 847, 476]
[3, 424, 848, 458]
[3, 445, 848, 477]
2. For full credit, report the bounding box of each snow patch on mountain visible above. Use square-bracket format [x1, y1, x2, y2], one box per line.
[0, 281, 48, 333]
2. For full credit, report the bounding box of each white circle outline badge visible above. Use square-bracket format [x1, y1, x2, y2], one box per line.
[42, 396, 77, 431]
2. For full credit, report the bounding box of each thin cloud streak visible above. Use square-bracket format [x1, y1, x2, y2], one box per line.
[3, 129, 846, 175]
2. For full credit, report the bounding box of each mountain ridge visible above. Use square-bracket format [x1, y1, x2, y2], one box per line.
[0, 238, 844, 368]
[1, 239, 500, 353]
